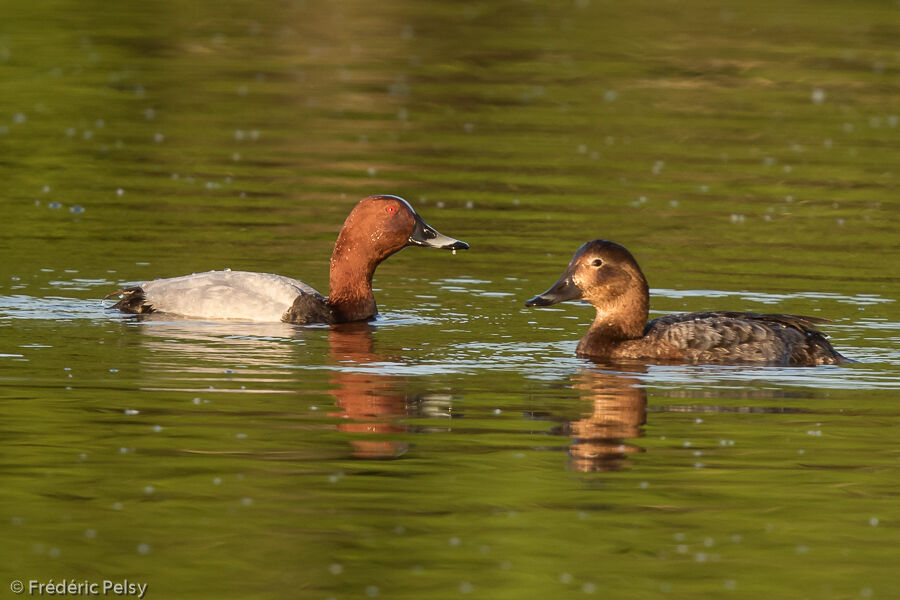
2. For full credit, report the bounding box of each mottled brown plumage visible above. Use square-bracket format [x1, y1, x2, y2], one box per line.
[526, 240, 849, 366]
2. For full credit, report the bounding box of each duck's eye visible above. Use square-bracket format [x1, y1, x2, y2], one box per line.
[385, 205, 396, 214]
[591, 258, 604, 268]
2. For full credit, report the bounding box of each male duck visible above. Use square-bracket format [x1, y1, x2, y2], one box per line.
[107, 195, 468, 324]
[525, 240, 849, 366]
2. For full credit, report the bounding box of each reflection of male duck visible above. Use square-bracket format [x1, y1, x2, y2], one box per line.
[561, 370, 647, 472]
[327, 323, 410, 459]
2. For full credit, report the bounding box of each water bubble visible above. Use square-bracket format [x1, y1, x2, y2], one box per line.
[603, 90, 618, 102]
[48, 201, 62, 210]
[153, 132, 164, 143]
[560, 573, 573, 584]
[13, 112, 26, 124]
[116, 188, 125, 196]
[459, 582, 473, 594]
[811, 88, 826, 104]
[69, 205, 85, 214]
[366, 167, 377, 176]
[241, 497, 253, 506]
[582, 582, 597, 593]
[651, 160, 664, 174]
[328, 563, 343, 575]
[84, 529, 97, 539]
[869, 517, 879, 526]
[463, 122, 475, 133]
[136, 543, 151, 555]
[365, 586, 379, 597]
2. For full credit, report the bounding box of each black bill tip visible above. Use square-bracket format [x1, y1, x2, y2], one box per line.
[524, 295, 556, 307]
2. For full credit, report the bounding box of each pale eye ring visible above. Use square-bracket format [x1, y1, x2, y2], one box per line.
[591, 258, 603, 268]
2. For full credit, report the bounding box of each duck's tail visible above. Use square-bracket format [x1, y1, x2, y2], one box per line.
[104, 286, 154, 314]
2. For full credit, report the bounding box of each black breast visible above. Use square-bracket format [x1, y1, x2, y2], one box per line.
[282, 292, 336, 325]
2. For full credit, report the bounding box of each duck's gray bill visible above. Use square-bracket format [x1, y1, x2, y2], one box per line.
[408, 215, 469, 250]
[525, 275, 582, 307]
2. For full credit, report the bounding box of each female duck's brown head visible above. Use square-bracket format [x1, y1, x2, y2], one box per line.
[328, 195, 468, 322]
[525, 240, 650, 339]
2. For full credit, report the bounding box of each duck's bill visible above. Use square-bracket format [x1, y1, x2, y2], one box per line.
[408, 214, 469, 250]
[525, 273, 582, 307]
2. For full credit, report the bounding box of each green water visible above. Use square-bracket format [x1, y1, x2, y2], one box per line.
[2, 1, 899, 598]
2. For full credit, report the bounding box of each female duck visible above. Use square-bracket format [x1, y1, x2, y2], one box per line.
[108, 195, 468, 324]
[525, 240, 848, 366]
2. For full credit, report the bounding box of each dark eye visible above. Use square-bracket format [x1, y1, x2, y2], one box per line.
[386, 205, 396, 214]
[591, 258, 603, 268]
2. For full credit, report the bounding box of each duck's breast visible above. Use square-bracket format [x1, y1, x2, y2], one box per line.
[142, 270, 322, 322]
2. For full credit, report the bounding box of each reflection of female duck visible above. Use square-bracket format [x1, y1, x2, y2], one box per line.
[564, 370, 647, 472]
[328, 323, 409, 459]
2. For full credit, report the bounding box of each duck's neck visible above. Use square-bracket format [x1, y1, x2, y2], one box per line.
[327, 238, 378, 323]
[577, 290, 649, 357]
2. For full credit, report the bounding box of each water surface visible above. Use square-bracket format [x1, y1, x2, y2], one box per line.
[2, 1, 899, 599]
